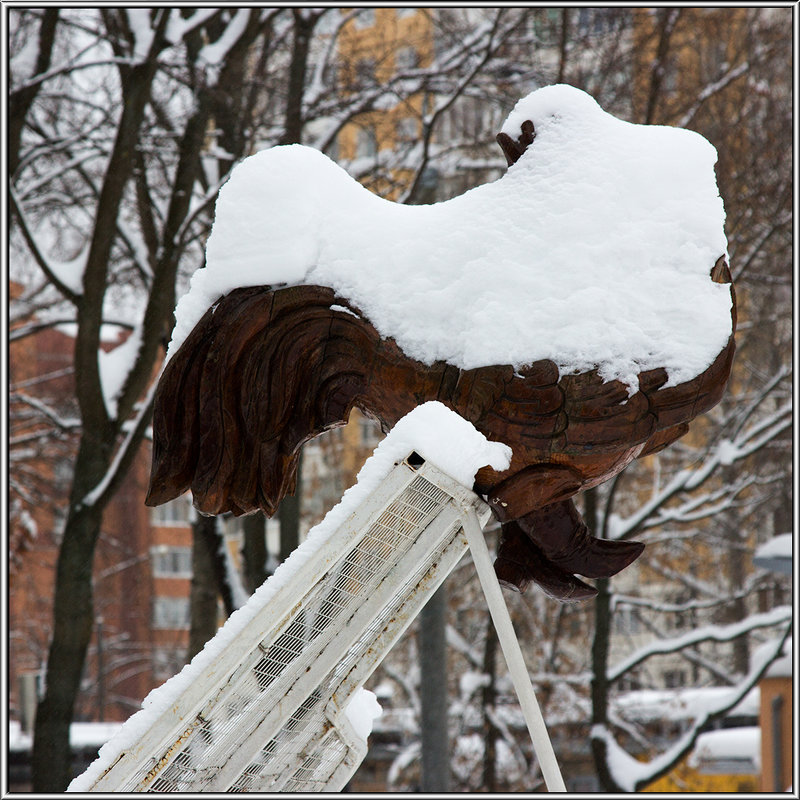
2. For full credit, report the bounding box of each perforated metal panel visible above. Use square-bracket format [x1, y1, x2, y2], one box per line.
[74, 455, 490, 793]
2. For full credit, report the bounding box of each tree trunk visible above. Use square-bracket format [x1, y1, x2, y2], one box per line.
[643, 9, 682, 124]
[556, 8, 570, 84]
[419, 584, 450, 791]
[278, 10, 318, 146]
[586, 487, 624, 793]
[589, 576, 623, 792]
[188, 515, 223, 660]
[481, 620, 498, 791]
[242, 513, 270, 593]
[30, 42, 163, 788]
[32, 478, 105, 790]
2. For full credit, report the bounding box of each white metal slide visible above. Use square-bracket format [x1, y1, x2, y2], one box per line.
[70, 452, 564, 792]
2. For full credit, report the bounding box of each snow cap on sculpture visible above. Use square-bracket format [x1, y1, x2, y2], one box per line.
[150, 84, 735, 601]
[169, 83, 730, 394]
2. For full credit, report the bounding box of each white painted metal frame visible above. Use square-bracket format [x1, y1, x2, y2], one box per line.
[74, 453, 565, 793]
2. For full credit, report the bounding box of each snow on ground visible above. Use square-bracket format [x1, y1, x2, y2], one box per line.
[168, 84, 731, 395]
[9, 720, 123, 752]
[68, 402, 510, 791]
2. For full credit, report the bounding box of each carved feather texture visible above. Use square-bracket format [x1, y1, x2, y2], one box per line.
[147, 260, 734, 600]
[148, 111, 735, 600]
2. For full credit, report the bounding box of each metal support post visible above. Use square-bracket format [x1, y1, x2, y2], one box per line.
[462, 509, 566, 792]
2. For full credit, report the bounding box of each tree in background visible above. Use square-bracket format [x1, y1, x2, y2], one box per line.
[353, 7, 792, 791]
[7, 6, 544, 790]
[584, 7, 793, 790]
[8, 6, 792, 792]
[9, 8, 280, 789]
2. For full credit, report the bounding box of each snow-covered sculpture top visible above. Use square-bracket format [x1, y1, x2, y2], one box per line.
[148, 84, 736, 601]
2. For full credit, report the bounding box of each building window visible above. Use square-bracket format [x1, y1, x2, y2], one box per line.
[151, 545, 193, 577]
[353, 8, 375, 29]
[356, 126, 378, 159]
[395, 45, 419, 71]
[152, 596, 191, 629]
[150, 494, 191, 527]
[664, 669, 686, 689]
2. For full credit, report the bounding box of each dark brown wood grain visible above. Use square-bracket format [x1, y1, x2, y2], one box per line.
[147, 263, 734, 600]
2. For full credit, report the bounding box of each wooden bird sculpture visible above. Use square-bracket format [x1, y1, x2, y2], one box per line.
[146, 86, 736, 601]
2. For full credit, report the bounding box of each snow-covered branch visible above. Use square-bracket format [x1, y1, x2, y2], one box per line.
[612, 585, 755, 616]
[9, 317, 133, 343]
[612, 387, 791, 540]
[596, 621, 791, 791]
[676, 60, 750, 128]
[9, 188, 84, 302]
[11, 392, 81, 432]
[197, 9, 252, 74]
[608, 605, 791, 683]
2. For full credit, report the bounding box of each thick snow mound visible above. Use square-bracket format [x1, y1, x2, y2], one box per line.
[169, 84, 731, 391]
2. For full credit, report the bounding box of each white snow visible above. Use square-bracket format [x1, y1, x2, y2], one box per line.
[688, 726, 760, 772]
[591, 724, 652, 791]
[614, 686, 759, 723]
[752, 635, 792, 679]
[344, 688, 383, 741]
[459, 670, 490, 699]
[608, 605, 792, 682]
[715, 438, 739, 465]
[46, 247, 87, 297]
[197, 9, 250, 75]
[18, 507, 38, 540]
[125, 9, 155, 62]
[98, 327, 142, 418]
[9, 720, 123, 752]
[69, 402, 509, 792]
[164, 8, 219, 45]
[168, 84, 731, 394]
[754, 532, 792, 560]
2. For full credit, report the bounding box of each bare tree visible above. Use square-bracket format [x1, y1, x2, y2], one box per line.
[369, 8, 792, 792]
[584, 7, 793, 790]
[9, 6, 790, 793]
[9, 8, 277, 789]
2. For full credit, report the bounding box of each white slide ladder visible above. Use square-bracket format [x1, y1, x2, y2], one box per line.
[70, 453, 565, 792]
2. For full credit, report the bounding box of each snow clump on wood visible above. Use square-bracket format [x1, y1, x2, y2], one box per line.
[169, 84, 731, 393]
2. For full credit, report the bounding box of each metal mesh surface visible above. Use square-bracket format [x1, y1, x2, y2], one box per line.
[109, 467, 475, 793]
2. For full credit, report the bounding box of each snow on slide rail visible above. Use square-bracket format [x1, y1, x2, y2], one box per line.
[69, 454, 490, 793]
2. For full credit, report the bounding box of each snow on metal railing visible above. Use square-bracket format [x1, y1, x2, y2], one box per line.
[70, 454, 490, 793]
